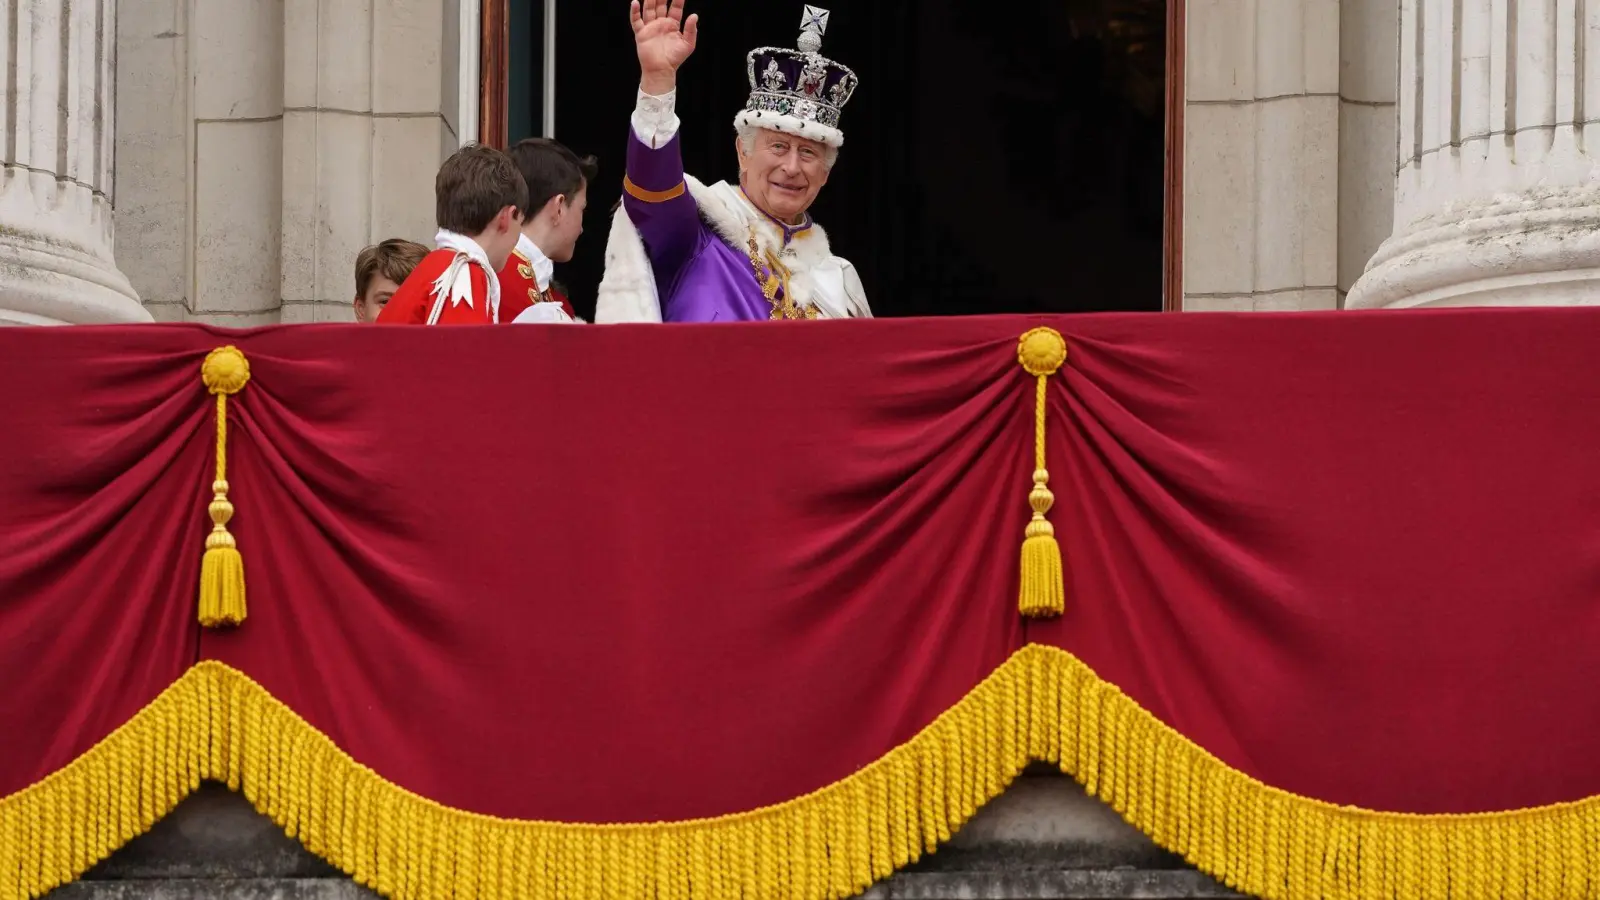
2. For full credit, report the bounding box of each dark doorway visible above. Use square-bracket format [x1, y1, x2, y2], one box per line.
[506, 0, 1168, 320]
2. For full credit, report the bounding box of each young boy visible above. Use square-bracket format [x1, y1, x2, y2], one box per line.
[498, 138, 598, 323]
[352, 239, 429, 322]
[378, 145, 527, 325]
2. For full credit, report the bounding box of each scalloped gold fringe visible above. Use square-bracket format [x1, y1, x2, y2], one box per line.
[6, 648, 1600, 900]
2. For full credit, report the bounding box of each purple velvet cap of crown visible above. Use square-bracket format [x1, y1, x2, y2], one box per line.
[743, 45, 859, 131]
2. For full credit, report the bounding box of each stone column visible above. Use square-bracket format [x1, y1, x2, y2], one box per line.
[1349, 0, 1600, 308]
[0, 0, 148, 325]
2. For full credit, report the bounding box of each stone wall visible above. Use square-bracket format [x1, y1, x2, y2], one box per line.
[52, 773, 1237, 899]
[115, 0, 466, 325]
[1181, 0, 1397, 311]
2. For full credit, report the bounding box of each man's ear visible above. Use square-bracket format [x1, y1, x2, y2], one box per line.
[500, 205, 521, 233]
[542, 194, 568, 221]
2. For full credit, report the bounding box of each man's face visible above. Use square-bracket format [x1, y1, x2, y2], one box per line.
[738, 130, 830, 225]
[547, 182, 589, 263]
[354, 275, 401, 323]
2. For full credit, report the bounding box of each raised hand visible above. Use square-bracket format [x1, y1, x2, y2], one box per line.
[631, 0, 699, 92]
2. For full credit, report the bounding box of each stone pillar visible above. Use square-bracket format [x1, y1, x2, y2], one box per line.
[0, 0, 149, 325]
[1349, 0, 1600, 308]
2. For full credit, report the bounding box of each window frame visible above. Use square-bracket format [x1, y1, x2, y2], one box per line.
[477, 0, 1188, 311]
[1162, 0, 1185, 311]
[479, 0, 510, 149]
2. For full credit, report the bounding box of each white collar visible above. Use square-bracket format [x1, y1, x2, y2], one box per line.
[713, 184, 804, 249]
[431, 229, 502, 323]
[730, 187, 810, 232]
[516, 233, 555, 292]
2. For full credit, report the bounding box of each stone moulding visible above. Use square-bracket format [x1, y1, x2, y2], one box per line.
[0, 166, 148, 326]
[1347, 186, 1600, 309]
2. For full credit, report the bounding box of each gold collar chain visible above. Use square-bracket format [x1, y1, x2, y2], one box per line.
[747, 230, 819, 320]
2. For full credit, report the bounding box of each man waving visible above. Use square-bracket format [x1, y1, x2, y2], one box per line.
[596, 2, 871, 322]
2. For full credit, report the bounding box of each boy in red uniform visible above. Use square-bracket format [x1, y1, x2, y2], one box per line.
[498, 138, 598, 323]
[352, 239, 428, 322]
[378, 145, 527, 325]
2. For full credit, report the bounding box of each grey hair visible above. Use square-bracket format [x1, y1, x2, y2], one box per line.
[736, 123, 840, 170]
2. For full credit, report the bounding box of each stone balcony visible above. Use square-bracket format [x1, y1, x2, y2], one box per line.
[50, 768, 1236, 899]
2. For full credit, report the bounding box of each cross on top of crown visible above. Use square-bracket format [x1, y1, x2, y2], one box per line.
[798, 6, 829, 52]
[801, 6, 830, 35]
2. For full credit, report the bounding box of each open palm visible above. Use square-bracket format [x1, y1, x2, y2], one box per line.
[631, 0, 699, 75]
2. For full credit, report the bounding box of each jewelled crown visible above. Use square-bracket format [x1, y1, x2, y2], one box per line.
[736, 6, 859, 148]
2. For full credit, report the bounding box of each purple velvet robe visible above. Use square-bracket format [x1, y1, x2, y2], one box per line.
[624, 129, 810, 322]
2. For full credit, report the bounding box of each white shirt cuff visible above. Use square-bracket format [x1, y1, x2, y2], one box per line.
[631, 88, 681, 148]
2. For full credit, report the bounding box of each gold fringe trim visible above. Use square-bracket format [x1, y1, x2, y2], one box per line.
[7, 648, 1600, 900]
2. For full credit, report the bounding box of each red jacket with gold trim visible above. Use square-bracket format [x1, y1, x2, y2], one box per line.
[498, 248, 576, 321]
[377, 249, 497, 325]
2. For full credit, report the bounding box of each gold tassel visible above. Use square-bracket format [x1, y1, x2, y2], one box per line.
[1016, 328, 1068, 618]
[198, 346, 251, 628]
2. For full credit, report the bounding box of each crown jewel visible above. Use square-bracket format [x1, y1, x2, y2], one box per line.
[742, 6, 859, 139]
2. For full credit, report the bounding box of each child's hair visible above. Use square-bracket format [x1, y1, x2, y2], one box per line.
[354, 239, 429, 297]
[506, 138, 599, 219]
[436, 144, 528, 235]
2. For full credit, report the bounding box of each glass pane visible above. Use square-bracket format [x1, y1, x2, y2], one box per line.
[507, 0, 543, 143]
